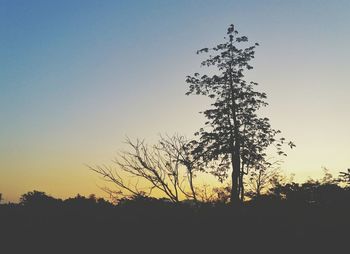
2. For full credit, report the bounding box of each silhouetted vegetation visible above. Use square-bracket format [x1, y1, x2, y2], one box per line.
[89, 134, 204, 203]
[185, 24, 295, 205]
[1, 169, 349, 252]
[2, 24, 348, 253]
[339, 168, 350, 186]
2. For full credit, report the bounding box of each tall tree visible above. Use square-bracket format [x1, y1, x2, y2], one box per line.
[186, 24, 294, 205]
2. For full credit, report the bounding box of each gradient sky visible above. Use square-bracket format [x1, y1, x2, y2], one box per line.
[1, 0, 349, 202]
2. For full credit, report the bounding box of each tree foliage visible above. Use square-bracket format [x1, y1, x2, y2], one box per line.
[186, 24, 294, 204]
[19, 191, 60, 207]
[268, 170, 347, 206]
[339, 168, 350, 187]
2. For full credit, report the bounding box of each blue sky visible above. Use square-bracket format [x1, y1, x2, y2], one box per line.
[1, 0, 350, 201]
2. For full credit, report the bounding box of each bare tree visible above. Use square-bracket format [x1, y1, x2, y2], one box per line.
[245, 160, 285, 198]
[158, 134, 205, 202]
[192, 185, 212, 203]
[89, 135, 202, 203]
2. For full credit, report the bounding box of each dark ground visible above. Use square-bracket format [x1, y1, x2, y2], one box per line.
[1, 200, 349, 254]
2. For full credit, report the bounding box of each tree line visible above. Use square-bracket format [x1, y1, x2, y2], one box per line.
[1, 168, 349, 252]
[1, 167, 348, 207]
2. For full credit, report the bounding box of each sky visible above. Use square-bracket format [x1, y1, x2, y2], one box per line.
[1, 0, 349, 202]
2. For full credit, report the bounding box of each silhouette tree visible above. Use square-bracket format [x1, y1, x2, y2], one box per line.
[339, 169, 350, 186]
[212, 185, 231, 203]
[186, 24, 294, 205]
[245, 160, 284, 199]
[90, 135, 203, 203]
[267, 169, 347, 205]
[63, 194, 113, 209]
[19, 190, 61, 208]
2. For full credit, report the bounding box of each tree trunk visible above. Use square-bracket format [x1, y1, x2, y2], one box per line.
[230, 146, 241, 205]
